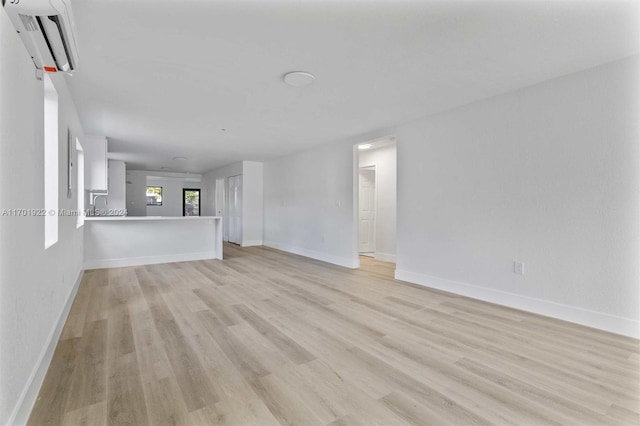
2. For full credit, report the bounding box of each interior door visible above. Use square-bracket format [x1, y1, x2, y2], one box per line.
[359, 168, 375, 253]
[227, 175, 242, 245]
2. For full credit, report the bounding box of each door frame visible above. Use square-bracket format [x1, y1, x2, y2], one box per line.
[182, 188, 201, 216]
[352, 135, 397, 269]
[358, 165, 377, 254]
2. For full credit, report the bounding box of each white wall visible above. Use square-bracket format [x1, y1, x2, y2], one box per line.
[0, 10, 85, 424]
[242, 161, 264, 246]
[359, 142, 397, 262]
[394, 56, 640, 337]
[263, 141, 358, 268]
[262, 56, 639, 337]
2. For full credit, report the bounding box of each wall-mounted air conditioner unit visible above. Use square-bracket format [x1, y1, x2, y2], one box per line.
[2, 0, 79, 76]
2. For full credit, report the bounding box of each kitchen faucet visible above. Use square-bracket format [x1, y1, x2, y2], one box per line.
[91, 193, 108, 216]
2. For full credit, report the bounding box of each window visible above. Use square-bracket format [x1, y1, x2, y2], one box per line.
[183, 188, 200, 216]
[44, 74, 58, 249]
[76, 139, 84, 228]
[146, 186, 163, 205]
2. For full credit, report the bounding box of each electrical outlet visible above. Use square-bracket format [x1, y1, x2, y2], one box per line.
[514, 261, 525, 275]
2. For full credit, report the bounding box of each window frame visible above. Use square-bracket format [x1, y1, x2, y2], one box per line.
[146, 186, 163, 206]
[44, 74, 59, 249]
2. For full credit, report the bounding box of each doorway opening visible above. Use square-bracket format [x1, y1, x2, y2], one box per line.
[354, 136, 397, 270]
[359, 166, 376, 256]
[183, 188, 201, 216]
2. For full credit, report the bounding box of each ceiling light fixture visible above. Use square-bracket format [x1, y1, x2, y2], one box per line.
[358, 144, 372, 150]
[173, 156, 187, 161]
[283, 71, 315, 87]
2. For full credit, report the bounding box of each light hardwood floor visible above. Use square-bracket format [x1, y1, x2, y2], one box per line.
[29, 244, 639, 425]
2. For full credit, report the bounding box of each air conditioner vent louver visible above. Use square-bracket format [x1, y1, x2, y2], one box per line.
[18, 14, 38, 32]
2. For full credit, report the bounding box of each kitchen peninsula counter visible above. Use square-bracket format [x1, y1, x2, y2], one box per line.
[84, 216, 223, 269]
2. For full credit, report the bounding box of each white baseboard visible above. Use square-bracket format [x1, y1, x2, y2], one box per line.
[84, 251, 220, 270]
[241, 240, 263, 247]
[264, 240, 359, 269]
[395, 269, 640, 339]
[8, 269, 84, 426]
[374, 252, 396, 263]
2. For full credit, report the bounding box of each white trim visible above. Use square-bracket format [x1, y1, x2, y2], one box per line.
[264, 240, 359, 269]
[394, 269, 640, 339]
[84, 251, 220, 270]
[8, 269, 84, 426]
[374, 252, 396, 263]
[241, 240, 263, 247]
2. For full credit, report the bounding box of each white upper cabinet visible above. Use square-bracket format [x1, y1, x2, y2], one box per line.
[107, 160, 126, 213]
[82, 135, 108, 191]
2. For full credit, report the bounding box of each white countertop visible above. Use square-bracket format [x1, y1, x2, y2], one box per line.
[85, 216, 222, 221]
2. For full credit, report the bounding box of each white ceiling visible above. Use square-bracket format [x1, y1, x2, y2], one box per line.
[66, 0, 639, 173]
